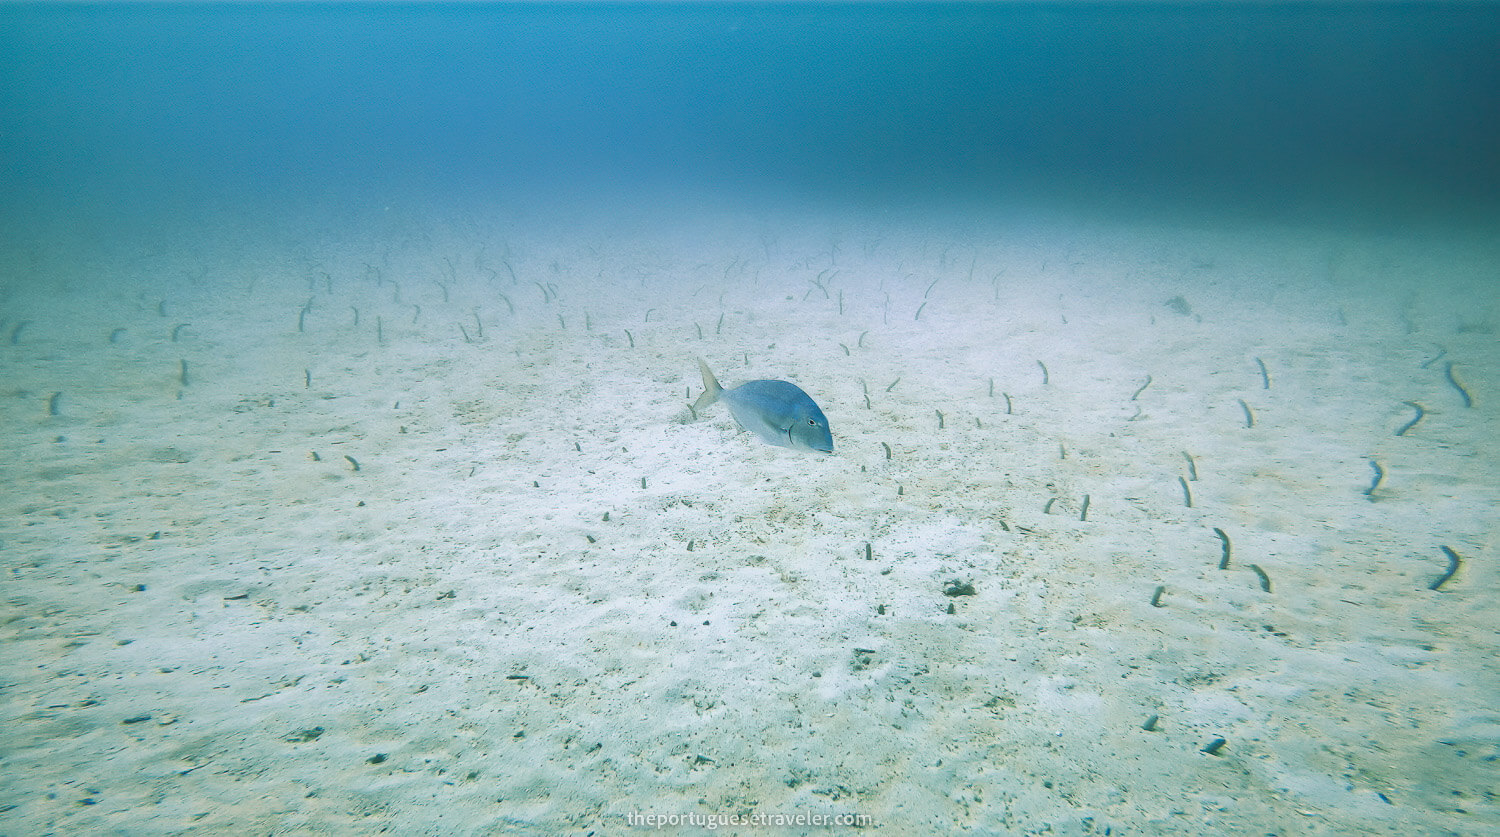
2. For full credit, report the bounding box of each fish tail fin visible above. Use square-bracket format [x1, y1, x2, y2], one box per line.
[692, 358, 722, 411]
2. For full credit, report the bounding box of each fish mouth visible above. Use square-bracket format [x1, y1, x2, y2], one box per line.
[786, 427, 833, 454]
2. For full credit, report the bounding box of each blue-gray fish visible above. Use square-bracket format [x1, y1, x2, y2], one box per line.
[693, 359, 833, 453]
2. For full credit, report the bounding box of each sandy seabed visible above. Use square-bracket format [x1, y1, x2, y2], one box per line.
[2, 199, 1496, 835]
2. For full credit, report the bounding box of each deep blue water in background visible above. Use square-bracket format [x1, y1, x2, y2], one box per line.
[3, 2, 1498, 231]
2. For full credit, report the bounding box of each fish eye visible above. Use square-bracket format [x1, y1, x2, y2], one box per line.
[808, 419, 818, 426]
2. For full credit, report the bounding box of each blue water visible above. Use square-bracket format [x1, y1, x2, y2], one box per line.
[4, 2, 1498, 228]
[3, 6, 1498, 833]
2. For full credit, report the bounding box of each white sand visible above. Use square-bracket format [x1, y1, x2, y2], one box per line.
[2, 199, 1497, 834]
